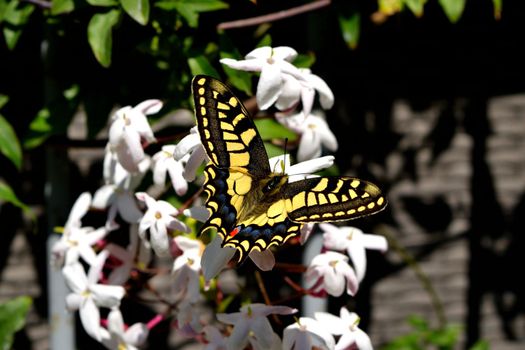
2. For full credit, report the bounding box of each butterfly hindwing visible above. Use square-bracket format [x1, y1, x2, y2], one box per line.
[192, 75, 270, 176]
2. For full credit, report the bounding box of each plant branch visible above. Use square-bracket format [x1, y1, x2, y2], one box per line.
[217, 0, 331, 30]
[21, 0, 51, 9]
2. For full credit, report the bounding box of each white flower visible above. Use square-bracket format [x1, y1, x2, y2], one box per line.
[65, 192, 92, 230]
[283, 317, 335, 350]
[203, 325, 227, 350]
[269, 154, 334, 183]
[52, 192, 110, 267]
[220, 46, 304, 110]
[152, 145, 188, 196]
[93, 157, 150, 225]
[135, 192, 189, 257]
[100, 308, 148, 350]
[52, 226, 108, 267]
[277, 111, 338, 162]
[105, 228, 151, 285]
[108, 99, 161, 173]
[305, 251, 359, 297]
[173, 127, 208, 182]
[315, 308, 373, 350]
[62, 251, 125, 341]
[217, 303, 296, 350]
[104, 243, 133, 286]
[175, 300, 208, 337]
[321, 224, 388, 282]
[172, 236, 203, 303]
[274, 68, 334, 116]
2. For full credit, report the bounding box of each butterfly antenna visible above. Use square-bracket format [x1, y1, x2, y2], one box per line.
[281, 137, 289, 175]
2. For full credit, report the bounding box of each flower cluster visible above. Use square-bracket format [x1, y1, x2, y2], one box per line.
[52, 45, 386, 350]
[221, 46, 337, 162]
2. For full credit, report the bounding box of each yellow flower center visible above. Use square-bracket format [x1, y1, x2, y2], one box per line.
[155, 211, 162, 219]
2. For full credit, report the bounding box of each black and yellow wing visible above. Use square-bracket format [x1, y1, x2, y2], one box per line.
[192, 75, 270, 176]
[191, 75, 387, 263]
[283, 177, 386, 223]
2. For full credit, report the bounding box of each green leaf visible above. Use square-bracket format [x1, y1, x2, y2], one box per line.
[263, 142, 285, 160]
[256, 33, 272, 48]
[469, 340, 490, 350]
[51, 0, 75, 15]
[1, 0, 34, 50]
[3, 27, 20, 50]
[378, 0, 402, 15]
[0, 115, 22, 170]
[1, 0, 8, 23]
[427, 325, 461, 346]
[0, 182, 30, 213]
[87, 9, 121, 67]
[403, 0, 426, 17]
[407, 314, 428, 331]
[438, 0, 466, 23]
[86, 0, 118, 6]
[2, 0, 34, 26]
[339, 12, 360, 49]
[220, 51, 252, 96]
[188, 55, 220, 77]
[0, 296, 32, 350]
[120, 0, 149, 25]
[254, 118, 297, 142]
[493, 0, 501, 20]
[292, 53, 316, 69]
[23, 85, 80, 149]
[155, 0, 228, 27]
[0, 95, 8, 109]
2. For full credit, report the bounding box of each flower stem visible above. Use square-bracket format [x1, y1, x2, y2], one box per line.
[385, 230, 447, 328]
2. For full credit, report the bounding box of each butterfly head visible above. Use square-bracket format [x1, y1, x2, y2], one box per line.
[260, 173, 288, 197]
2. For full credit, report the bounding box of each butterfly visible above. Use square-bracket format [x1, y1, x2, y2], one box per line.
[192, 75, 386, 263]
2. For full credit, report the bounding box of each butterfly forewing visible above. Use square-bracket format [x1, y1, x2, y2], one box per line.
[192, 75, 270, 176]
[283, 177, 387, 223]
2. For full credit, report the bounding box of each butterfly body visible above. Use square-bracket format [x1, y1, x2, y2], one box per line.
[192, 75, 386, 262]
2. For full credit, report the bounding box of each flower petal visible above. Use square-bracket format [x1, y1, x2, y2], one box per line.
[307, 73, 334, 110]
[201, 236, 235, 281]
[245, 46, 272, 59]
[135, 99, 163, 115]
[362, 233, 388, 252]
[79, 297, 102, 341]
[183, 206, 210, 222]
[182, 144, 207, 182]
[92, 185, 116, 209]
[271, 46, 298, 61]
[117, 194, 143, 223]
[124, 323, 149, 347]
[257, 63, 282, 110]
[65, 192, 92, 229]
[90, 284, 125, 308]
[220, 57, 265, 72]
[150, 221, 170, 257]
[297, 129, 321, 162]
[249, 249, 275, 271]
[62, 262, 88, 293]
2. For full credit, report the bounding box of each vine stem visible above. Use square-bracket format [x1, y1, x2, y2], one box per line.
[385, 230, 447, 328]
[217, 0, 332, 30]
